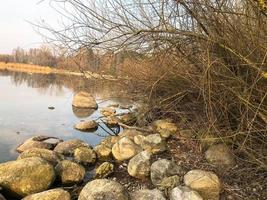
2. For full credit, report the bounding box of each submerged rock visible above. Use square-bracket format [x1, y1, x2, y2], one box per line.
[153, 119, 178, 138]
[74, 120, 98, 131]
[0, 157, 55, 197]
[94, 144, 112, 161]
[16, 136, 62, 153]
[150, 159, 184, 187]
[112, 137, 142, 161]
[169, 186, 203, 200]
[184, 170, 221, 200]
[72, 106, 95, 118]
[72, 91, 98, 109]
[205, 144, 236, 167]
[55, 160, 85, 185]
[78, 179, 129, 200]
[127, 151, 151, 179]
[17, 148, 62, 166]
[95, 162, 114, 178]
[74, 147, 96, 165]
[142, 134, 166, 154]
[54, 139, 90, 155]
[22, 188, 71, 200]
[130, 189, 166, 200]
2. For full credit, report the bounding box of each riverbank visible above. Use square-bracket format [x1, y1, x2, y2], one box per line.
[0, 62, 118, 80]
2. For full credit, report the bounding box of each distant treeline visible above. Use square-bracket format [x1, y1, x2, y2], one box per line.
[0, 46, 144, 76]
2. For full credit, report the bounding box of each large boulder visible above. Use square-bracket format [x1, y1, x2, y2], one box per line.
[78, 179, 129, 200]
[94, 144, 112, 161]
[112, 137, 142, 161]
[184, 170, 221, 200]
[142, 134, 166, 154]
[74, 147, 96, 165]
[95, 162, 114, 178]
[127, 151, 151, 179]
[72, 91, 98, 109]
[153, 119, 178, 138]
[22, 188, 71, 200]
[17, 148, 62, 166]
[205, 144, 236, 168]
[16, 136, 62, 153]
[55, 160, 85, 185]
[0, 157, 55, 197]
[74, 120, 98, 131]
[169, 186, 203, 200]
[130, 189, 166, 200]
[150, 159, 184, 187]
[54, 139, 90, 155]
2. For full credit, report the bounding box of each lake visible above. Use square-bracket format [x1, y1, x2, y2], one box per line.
[0, 70, 133, 163]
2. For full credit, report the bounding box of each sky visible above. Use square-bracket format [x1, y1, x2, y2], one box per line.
[0, 0, 59, 54]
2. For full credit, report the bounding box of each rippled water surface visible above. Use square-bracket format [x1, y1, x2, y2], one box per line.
[0, 70, 132, 163]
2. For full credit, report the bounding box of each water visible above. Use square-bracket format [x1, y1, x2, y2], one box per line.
[0, 70, 133, 163]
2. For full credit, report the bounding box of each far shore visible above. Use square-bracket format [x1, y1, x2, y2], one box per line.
[0, 62, 118, 80]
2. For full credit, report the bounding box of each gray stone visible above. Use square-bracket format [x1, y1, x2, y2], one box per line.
[169, 186, 203, 200]
[151, 159, 184, 186]
[130, 189, 166, 200]
[205, 144, 236, 167]
[78, 179, 129, 200]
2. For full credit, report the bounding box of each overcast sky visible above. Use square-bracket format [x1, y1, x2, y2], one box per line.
[0, 0, 59, 54]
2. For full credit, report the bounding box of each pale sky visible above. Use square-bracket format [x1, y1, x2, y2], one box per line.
[0, 0, 59, 54]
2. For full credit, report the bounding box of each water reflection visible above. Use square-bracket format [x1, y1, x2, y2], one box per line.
[0, 70, 133, 162]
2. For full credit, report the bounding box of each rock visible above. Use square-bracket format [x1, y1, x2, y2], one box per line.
[101, 136, 120, 148]
[142, 134, 166, 154]
[169, 186, 203, 200]
[72, 91, 98, 109]
[17, 148, 62, 166]
[205, 144, 236, 167]
[55, 160, 85, 185]
[78, 179, 129, 200]
[94, 144, 112, 161]
[184, 170, 221, 200]
[119, 129, 144, 140]
[112, 137, 142, 161]
[0, 157, 55, 197]
[16, 136, 62, 153]
[95, 162, 114, 178]
[48, 106, 55, 110]
[22, 188, 71, 200]
[153, 119, 178, 138]
[106, 116, 119, 126]
[127, 151, 151, 179]
[74, 147, 96, 165]
[157, 175, 180, 190]
[101, 107, 116, 117]
[0, 194, 6, 200]
[119, 113, 136, 125]
[151, 159, 184, 186]
[74, 120, 98, 131]
[133, 135, 146, 145]
[130, 189, 166, 200]
[54, 139, 90, 155]
[72, 106, 95, 118]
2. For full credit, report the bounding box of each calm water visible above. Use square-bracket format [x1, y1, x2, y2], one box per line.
[0, 70, 133, 163]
